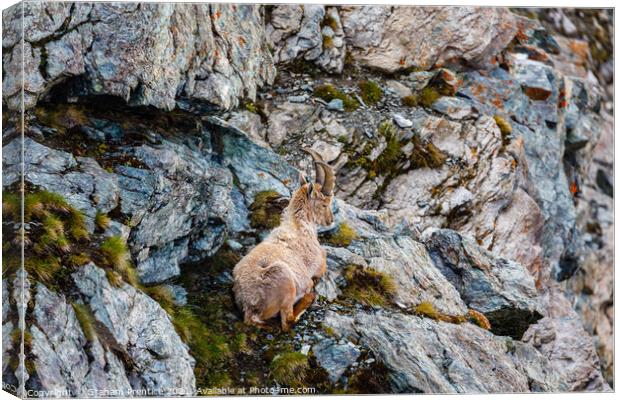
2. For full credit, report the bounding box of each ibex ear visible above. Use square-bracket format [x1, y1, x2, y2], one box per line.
[307, 182, 314, 198]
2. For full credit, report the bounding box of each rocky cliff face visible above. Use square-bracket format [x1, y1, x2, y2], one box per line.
[2, 3, 613, 396]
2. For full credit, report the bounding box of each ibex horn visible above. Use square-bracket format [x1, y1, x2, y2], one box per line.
[302, 148, 325, 186]
[316, 161, 335, 196]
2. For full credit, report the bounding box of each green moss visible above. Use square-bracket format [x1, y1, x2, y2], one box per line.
[341, 265, 396, 308]
[375, 121, 401, 172]
[72, 302, 97, 341]
[358, 80, 383, 105]
[94, 211, 111, 231]
[322, 35, 334, 49]
[313, 84, 359, 112]
[270, 352, 309, 387]
[244, 101, 258, 114]
[249, 190, 284, 229]
[409, 135, 447, 169]
[100, 236, 130, 273]
[322, 324, 337, 338]
[172, 306, 232, 386]
[322, 222, 358, 247]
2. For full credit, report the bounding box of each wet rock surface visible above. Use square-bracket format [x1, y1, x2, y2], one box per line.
[2, 3, 613, 396]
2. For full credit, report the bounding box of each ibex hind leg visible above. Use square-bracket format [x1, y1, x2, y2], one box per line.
[245, 312, 269, 329]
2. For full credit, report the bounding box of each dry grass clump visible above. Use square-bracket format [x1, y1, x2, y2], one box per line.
[467, 309, 491, 330]
[94, 210, 111, 231]
[342, 265, 396, 307]
[72, 302, 97, 341]
[414, 302, 490, 329]
[409, 135, 447, 169]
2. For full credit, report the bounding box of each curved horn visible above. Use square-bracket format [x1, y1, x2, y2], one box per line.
[316, 161, 335, 196]
[303, 148, 325, 186]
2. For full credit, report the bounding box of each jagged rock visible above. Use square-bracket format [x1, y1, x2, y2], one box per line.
[523, 285, 610, 391]
[422, 228, 542, 339]
[431, 97, 474, 120]
[31, 284, 132, 396]
[226, 110, 268, 147]
[72, 263, 195, 394]
[2, 2, 276, 111]
[323, 310, 567, 393]
[340, 6, 517, 73]
[313, 339, 361, 383]
[266, 102, 317, 146]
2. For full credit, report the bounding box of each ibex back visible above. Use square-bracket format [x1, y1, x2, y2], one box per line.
[232, 149, 334, 331]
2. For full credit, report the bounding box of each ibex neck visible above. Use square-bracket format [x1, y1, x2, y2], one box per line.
[281, 185, 316, 231]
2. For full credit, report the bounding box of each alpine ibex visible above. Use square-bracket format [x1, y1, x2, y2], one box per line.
[233, 149, 335, 331]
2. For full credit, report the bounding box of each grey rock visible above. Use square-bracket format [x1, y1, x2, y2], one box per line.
[340, 7, 517, 73]
[422, 229, 542, 339]
[313, 339, 361, 383]
[432, 97, 474, 120]
[31, 284, 132, 396]
[393, 113, 413, 128]
[327, 99, 344, 112]
[323, 311, 566, 393]
[72, 263, 195, 393]
[2, 3, 276, 111]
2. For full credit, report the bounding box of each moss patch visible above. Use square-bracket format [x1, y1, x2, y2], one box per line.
[321, 222, 358, 247]
[249, 190, 287, 230]
[341, 265, 396, 308]
[358, 80, 383, 105]
[313, 84, 359, 112]
[270, 352, 309, 387]
[493, 115, 512, 147]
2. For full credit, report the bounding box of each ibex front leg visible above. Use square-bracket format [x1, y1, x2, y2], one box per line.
[292, 291, 316, 322]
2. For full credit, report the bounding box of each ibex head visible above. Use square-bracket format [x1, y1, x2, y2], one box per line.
[302, 148, 335, 226]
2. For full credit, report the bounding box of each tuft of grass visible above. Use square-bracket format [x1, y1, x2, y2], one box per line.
[67, 252, 91, 267]
[94, 211, 111, 231]
[100, 236, 130, 273]
[417, 86, 442, 108]
[401, 95, 418, 107]
[145, 285, 176, 315]
[409, 135, 447, 169]
[468, 309, 491, 330]
[358, 80, 383, 105]
[414, 301, 440, 319]
[322, 222, 358, 247]
[72, 302, 97, 342]
[313, 84, 359, 112]
[2, 191, 20, 220]
[493, 115, 512, 147]
[249, 190, 285, 230]
[270, 352, 309, 387]
[342, 265, 396, 307]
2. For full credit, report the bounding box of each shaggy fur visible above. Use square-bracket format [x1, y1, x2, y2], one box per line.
[233, 182, 333, 331]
